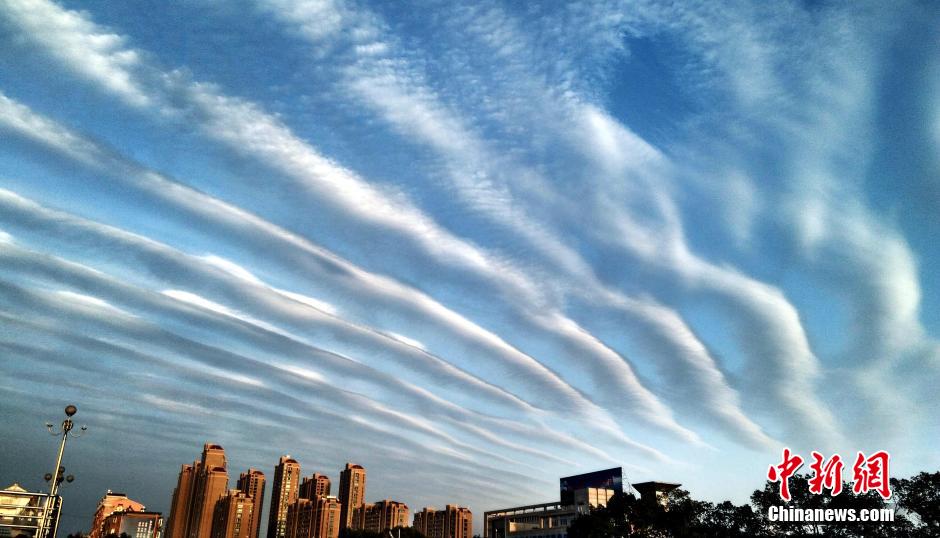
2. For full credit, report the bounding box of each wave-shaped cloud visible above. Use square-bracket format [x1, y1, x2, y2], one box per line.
[1, 0, 938, 525]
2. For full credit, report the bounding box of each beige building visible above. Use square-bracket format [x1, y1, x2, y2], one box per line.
[236, 470, 266, 538]
[211, 490, 254, 538]
[336, 464, 365, 529]
[298, 475, 330, 501]
[166, 443, 230, 538]
[267, 457, 301, 538]
[89, 491, 146, 538]
[352, 500, 408, 533]
[412, 505, 472, 538]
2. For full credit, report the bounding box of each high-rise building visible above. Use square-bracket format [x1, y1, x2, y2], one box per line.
[336, 464, 365, 529]
[284, 499, 309, 538]
[285, 497, 341, 538]
[167, 464, 197, 538]
[166, 443, 230, 538]
[267, 456, 301, 538]
[190, 444, 230, 538]
[314, 497, 341, 538]
[351, 500, 408, 533]
[413, 505, 472, 538]
[89, 491, 146, 538]
[299, 474, 330, 501]
[211, 490, 255, 538]
[101, 510, 162, 538]
[237, 470, 266, 538]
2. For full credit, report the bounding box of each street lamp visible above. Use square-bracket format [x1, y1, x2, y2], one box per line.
[37, 405, 87, 538]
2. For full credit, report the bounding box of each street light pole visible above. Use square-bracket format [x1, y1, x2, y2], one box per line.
[37, 405, 86, 538]
[48, 405, 76, 500]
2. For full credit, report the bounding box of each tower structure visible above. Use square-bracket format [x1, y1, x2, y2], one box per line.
[267, 456, 301, 538]
[211, 490, 255, 538]
[237, 469, 266, 538]
[336, 464, 365, 529]
[166, 443, 229, 538]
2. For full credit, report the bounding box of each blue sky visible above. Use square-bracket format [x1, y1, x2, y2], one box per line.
[0, 0, 938, 533]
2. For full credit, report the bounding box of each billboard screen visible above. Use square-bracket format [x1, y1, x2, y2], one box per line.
[559, 467, 623, 504]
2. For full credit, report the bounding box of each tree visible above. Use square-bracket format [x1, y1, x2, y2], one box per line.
[891, 471, 940, 532]
[343, 527, 422, 538]
[566, 470, 939, 537]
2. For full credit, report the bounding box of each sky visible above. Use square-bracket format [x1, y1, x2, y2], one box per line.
[0, 0, 938, 534]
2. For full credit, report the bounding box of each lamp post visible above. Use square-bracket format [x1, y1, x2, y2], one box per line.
[37, 405, 87, 538]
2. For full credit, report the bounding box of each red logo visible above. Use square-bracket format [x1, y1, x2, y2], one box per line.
[769, 449, 891, 501]
[767, 448, 804, 501]
[852, 451, 891, 499]
[808, 452, 843, 496]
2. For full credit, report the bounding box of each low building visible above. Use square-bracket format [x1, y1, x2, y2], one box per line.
[484, 502, 575, 538]
[100, 511, 162, 538]
[483, 468, 679, 538]
[90, 492, 146, 538]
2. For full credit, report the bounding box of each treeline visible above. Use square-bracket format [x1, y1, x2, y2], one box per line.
[567, 471, 939, 537]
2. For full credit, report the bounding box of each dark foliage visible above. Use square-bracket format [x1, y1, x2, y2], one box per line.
[342, 527, 424, 538]
[891, 471, 940, 531]
[566, 470, 940, 537]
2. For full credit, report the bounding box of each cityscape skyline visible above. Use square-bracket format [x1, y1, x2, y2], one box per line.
[2, 0, 939, 536]
[3, 434, 477, 538]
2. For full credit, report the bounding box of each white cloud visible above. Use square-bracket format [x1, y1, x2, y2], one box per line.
[55, 289, 134, 317]
[1, 0, 150, 107]
[274, 288, 338, 316]
[199, 255, 265, 285]
[383, 331, 426, 351]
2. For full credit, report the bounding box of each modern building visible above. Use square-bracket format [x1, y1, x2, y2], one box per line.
[558, 468, 622, 507]
[100, 511, 162, 538]
[484, 502, 573, 538]
[284, 497, 340, 538]
[1, 483, 60, 538]
[210, 491, 254, 538]
[351, 500, 408, 533]
[412, 505, 472, 538]
[236, 470, 265, 538]
[166, 443, 229, 538]
[267, 457, 301, 538]
[336, 464, 365, 529]
[298, 475, 329, 501]
[89, 492, 146, 538]
[484, 468, 676, 538]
